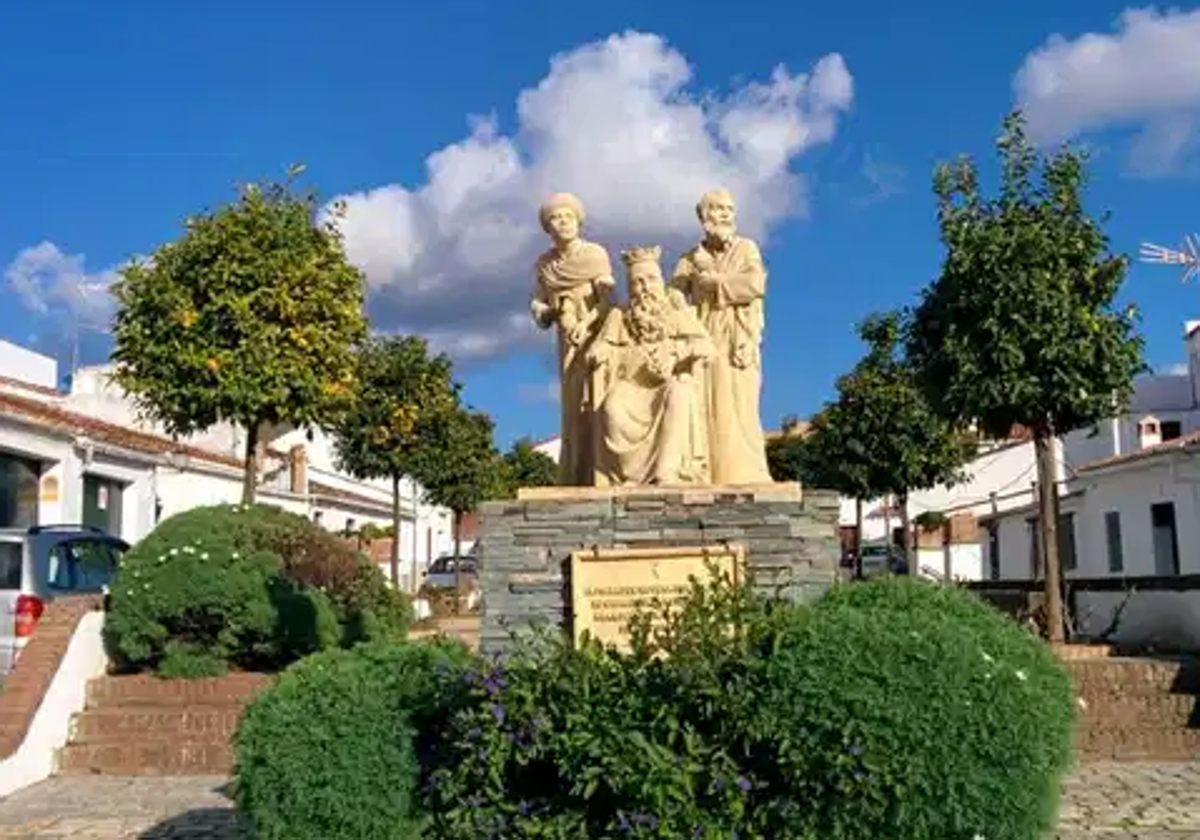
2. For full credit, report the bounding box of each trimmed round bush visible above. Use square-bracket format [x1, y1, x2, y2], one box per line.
[757, 576, 1075, 840]
[105, 504, 411, 675]
[234, 639, 473, 840]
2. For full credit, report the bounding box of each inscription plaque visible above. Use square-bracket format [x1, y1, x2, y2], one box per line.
[569, 544, 744, 650]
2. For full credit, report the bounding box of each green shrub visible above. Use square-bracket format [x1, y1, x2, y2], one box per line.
[234, 639, 473, 840]
[424, 573, 788, 839]
[756, 576, 1075, 840]
[238, 573, 1074, 839]
[104, 503, 411, 675]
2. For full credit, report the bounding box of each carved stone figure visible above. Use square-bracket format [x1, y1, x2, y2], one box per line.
[589, 246, 715, 485]
[671, 188, 773, 484]
[531, 193, 616, 486]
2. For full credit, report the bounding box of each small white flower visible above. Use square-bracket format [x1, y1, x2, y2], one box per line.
[980, 651, 994, 663]
[169, 548, 178, 556]
[200, 553, 209, 560]
[1014, 669, 1027, 681]
[232, 552, 240, 559]
[1076, 697, 1088, 710]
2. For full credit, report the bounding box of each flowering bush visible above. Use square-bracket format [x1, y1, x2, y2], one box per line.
[233, 574, 1075, 839]
[104, 504, 410, 676]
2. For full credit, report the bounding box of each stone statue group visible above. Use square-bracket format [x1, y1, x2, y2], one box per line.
[531, 188, 774, 488]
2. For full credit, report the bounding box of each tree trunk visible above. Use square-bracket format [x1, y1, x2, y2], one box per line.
[1033, 430, 1065, 644]
[898, 491, 912, 574]
[241, 421, 259, 505]
[389, 474, 402, 589]
[452, 509, 464, 614]
[853, 498, 864, 580]
[410, 482, 420, 593]
[941, 521, 952, 583]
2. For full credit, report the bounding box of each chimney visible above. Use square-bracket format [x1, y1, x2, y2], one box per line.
[289, 444, 308, 494]
[1137, 415, 1162, 450]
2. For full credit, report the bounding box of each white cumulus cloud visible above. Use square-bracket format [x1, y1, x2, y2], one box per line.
[329, 30, 853, 358]
[1014, 7, 1200, 174]
[5, 241, 118, 329]
[5, 31, 853, 363]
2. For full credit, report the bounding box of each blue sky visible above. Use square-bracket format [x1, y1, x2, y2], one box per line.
[3, 1, 1200, 447]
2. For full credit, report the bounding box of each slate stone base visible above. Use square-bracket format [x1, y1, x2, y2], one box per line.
[476, 482, 841, 655]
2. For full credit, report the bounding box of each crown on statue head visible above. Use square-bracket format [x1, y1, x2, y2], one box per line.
[620, 245, 662, 268]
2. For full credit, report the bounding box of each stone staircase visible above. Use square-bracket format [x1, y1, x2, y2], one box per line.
[54, 619, 481, 776]
[1068, 656, 1200, 761]
[57, 674, 272, 776]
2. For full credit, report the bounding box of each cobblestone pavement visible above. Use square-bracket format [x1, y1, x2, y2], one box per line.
[0, 763, 1198, 838]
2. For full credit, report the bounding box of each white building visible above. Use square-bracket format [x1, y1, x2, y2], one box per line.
[0, 340, 454, 586]
[975, 320, 1200, 650]
[983, 319, 1200, 583]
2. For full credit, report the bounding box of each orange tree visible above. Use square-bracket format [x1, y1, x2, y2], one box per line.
[111, 172, 367, 503]
[329, 335, 458, 587]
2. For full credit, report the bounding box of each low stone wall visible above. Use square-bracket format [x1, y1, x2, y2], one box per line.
[477, 483, 840, 654]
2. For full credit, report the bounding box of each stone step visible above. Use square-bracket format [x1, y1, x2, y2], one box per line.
[1066, 657, 1200, 697]
[409, 616, 480, 651]
[85, 674, 272, 709]
[71, 705, 245, 743]
[1076, 725, 1200, 762]
[57, 739, 235, 776]
[1077, 691, 1199, 728]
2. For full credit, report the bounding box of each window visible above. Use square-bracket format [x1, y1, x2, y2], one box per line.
[1104, 512, 1124, 573]
[46, 539, 120, 593]
[987, 523, 1000, 580]
[1151, 502, 1181, 575]
[0, 453, 40, 529]
[1058, 513, 1077, 572]
[0, 541, 23, 589]
[1162, 420, 1183, 442]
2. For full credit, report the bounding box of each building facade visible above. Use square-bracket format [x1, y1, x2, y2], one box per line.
[0, 340, 454, 586]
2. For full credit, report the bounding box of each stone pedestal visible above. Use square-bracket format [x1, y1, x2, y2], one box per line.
[476, 482, 840, 655]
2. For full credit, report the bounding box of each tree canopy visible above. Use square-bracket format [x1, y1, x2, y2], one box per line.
[906, 112, 1144, 440]
[329, 335, 459, 585]
[331, 335, 458, 482]
[905, 111, 1144, 639]
[110, 174, 367, 502]
[409, 407, 506, 557]
[845, 311, 971, 504]
[501, 438, 559, 496]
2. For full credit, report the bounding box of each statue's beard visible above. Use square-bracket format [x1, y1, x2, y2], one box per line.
[629, 293, 668, 343]
[703, 220, 735, 245]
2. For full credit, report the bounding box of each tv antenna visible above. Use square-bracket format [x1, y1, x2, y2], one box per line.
[1140, 235, 1200, 283]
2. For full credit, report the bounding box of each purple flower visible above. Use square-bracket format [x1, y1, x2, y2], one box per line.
[491, 703, 506, 724]
[482, 667, 506, 695]
[736, 776, 751, 792]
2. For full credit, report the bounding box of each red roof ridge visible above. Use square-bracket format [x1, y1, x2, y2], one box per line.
[0, 391, 243, 468]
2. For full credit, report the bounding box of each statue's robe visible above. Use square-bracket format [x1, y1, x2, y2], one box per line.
[531, 239, 614, 486]
[590, 289, 715, 486]
[671, 236, 772, 485]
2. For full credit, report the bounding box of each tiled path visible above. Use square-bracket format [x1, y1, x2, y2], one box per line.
[0, 763, 1198, 838]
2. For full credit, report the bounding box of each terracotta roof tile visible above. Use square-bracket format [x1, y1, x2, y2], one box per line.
[0, 374, 62, 398]
[0, 391, 242, 468]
